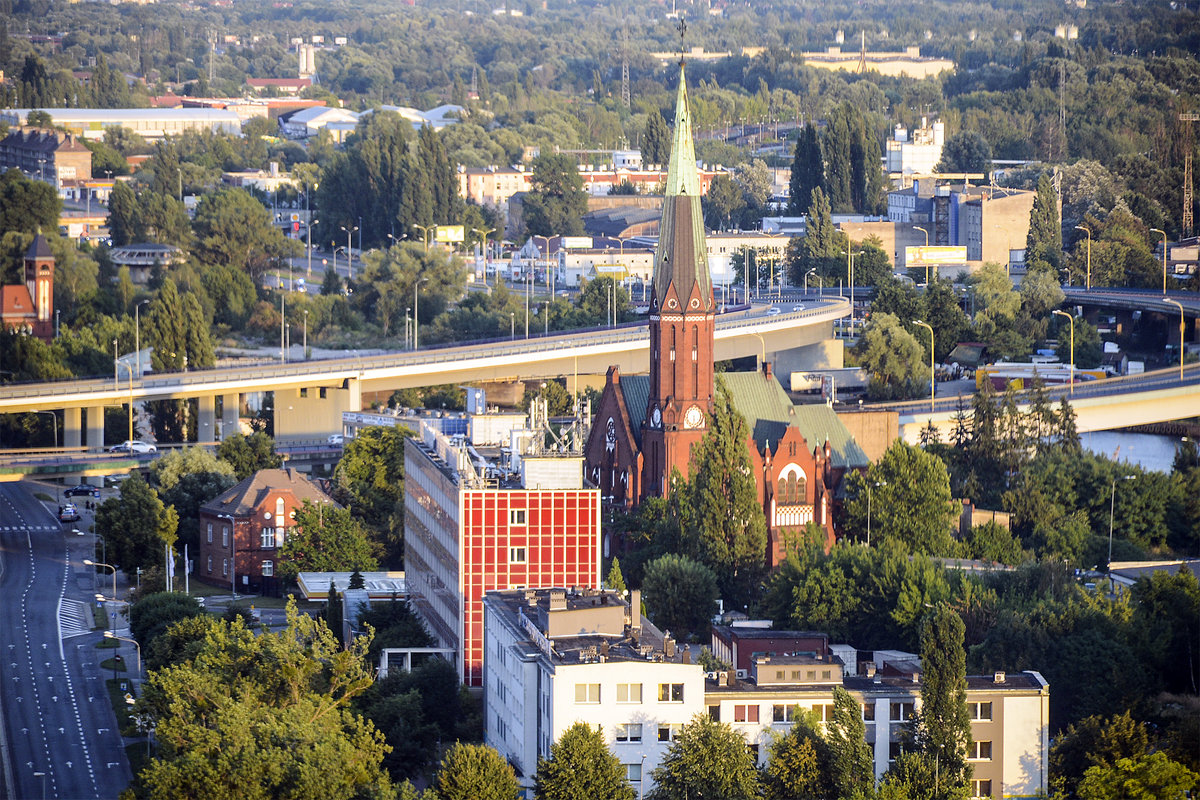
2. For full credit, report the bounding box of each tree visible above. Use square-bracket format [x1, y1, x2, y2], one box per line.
[1049, 712, 1152, 799]
[144, 277, 215, 372]
[937, 130, 991, 174]
[277, 501, 380, 583]
[129, 603, 391, 800]
[523, 153, 588, 237]
[855, 312, 929, 401]
[149, 447, 235, 491]
[605, 557, 626, 594]
[1026, 173, 1062, 271]
[641, 553, 719, 640]
[703, 174, 745, 230]
[1077, 753, 1199, 800]
[787, 124, 822, 217]
[843, 440, 957, 555]
[642, 110, 670, 168]
[94, 471, 179, 574]
[762, 709, 833, 800]
[826, 686, 875, 798]
[0, 168, 60, 237]
[128, 591, 206, 651]
[192, 188, 299, 283]
[787, 187, 842, 287]
[534, 722, 635, 800]
[334, 425, 412, 569]
[106, 180, 141, 247]
[648, 714, 759, 800]
[433, 743, 519, 800]
[680, 383, 768, 608]
[216, 432, 282, 480]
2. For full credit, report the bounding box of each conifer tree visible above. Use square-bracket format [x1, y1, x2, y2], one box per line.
[641, 110, 670, 168]
[787, 124, 822, 216]
[605, 557, 627, 594]
[1026, 173, 1062, 271]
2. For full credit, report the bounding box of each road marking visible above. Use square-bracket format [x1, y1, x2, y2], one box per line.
[58, 599, 93, 639]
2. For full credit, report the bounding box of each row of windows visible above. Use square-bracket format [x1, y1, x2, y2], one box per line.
[575, 683, 684, 704]
[614, 723, 682, 743]
[888, 741, 992, 762]
[769, 667, 833, 682]
[205, 557, 272, 576]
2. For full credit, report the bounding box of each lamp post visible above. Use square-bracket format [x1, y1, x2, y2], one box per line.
[1052, 310, 1075, 393]
[472, 227, 495, 285]
[842, 249, 865, 318]
[413, 224, 432, 253]
[104, 630, 142, 674]
[804, 269, 818, 295]
[84, 559, 118, 617]
[914, 226, 930, 284]
[1163, 298, 1185, 381]
[31, 410, 57, 449]
[134, 299, 149, 378]
[1074, 225, 1091, 290]
[413, 277, 429, 350]
[116, 362, 135, 442]
[340, 225, 358, 280]
[913, 320, 935, 413]
[866, 480, 886, 547]
[1108, 475, 1135, 572]
[510, 311, 515, 340]
[306, 218, 319, 280]
[302, 310, 309, 360]
[1150, 228, 1168, 294]
[531, 235, 551, 294]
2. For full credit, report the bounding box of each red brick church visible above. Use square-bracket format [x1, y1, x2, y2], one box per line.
[583, 63, 869, 566]
[1, 235, 55, 341]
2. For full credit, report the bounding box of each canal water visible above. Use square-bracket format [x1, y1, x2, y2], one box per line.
[1079, 432, 1184, 474]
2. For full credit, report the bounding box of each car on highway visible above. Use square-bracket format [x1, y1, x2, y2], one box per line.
[328, 433, 345, 445]
[64, 484, 101, 499]
[765, 307, 782, 316]
[58, 503, 81, 523]
[109, 440, 157, 454]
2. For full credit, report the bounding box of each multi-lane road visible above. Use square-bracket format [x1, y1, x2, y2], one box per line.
[0, 483, 131, 799]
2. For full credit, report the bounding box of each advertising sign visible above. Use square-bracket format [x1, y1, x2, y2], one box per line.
[434, 225, 465, 243]
[906, 246, 967, 265]
[561, 236, 593, 250]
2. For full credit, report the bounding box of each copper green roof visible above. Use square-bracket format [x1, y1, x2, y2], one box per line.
[717, 372, 870, 469]
[619, 374, 650, 447]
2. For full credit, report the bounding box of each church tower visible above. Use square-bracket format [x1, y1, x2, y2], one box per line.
[24, 234, 54, 341]
[641, 60, 715, 498]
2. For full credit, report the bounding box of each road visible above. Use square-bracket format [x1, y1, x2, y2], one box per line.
[0, 482, 131, 799]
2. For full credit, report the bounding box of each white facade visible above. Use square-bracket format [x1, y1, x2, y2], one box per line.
[886, 118, 946, 177]
[484, 588, 705, 796]
[0, 108, 241, 140]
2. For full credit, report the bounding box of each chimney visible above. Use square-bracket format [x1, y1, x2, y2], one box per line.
[865, 663, 877, 679]
[549, 589, 567, 611]
[994, 671, 1006, 684]
[763, 360, 773, 381]
[663, 633, 676, 659]
[600, 640, 610, 659]
[629, 589, 641, 625]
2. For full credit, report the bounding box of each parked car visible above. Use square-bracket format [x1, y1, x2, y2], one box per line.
[64, 485, 101, 498]
[328, 434, 345, 446]
[59, 503, 81, 523]
[109, 440, 157, 454]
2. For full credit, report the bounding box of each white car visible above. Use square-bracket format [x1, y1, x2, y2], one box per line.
[765, 307, 782, 316]
[328, 434, 345, 445]
[109, 440, 157, 454]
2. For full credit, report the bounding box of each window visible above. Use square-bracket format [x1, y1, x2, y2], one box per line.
[863, 703, 876, 722]
[509, 509, 526, 526]
[625, 764, 642, 783]
[889, 742, 903, 762]
[775, 670, 785, 680]
[969, 702, 993, 721]
[708, 705, 720, 721]
[615, 723, 642, 743]
[206, 523, 213, 543]
[817, 704, 835, 722]
[575, 683, 600, 704]
[891, 702, 915, 721]
[969, 741, 992, 760]
[261, 526, 276, 548]
[206, 555, 212, 574]
[772, 704, 797, 723]
[658, 724, 681, 742]
[821, 670, 832, 680]
[616, 683, 642, 703]
[222, 558, 229, 576]
[971, 779, 993, 798]
[734, 704, 759, 723]
[806, 670, 816, 681]
[509, 547, 527, 564]
[222, 526, 229, 547]
[658, 683, 684, 703]
[261, 560, 273, 577]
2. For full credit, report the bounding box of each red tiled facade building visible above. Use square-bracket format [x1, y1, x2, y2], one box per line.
[584, 64, 869, 566]
[1, 235, 54, 340]
[197, 468, 336, 596]
[405, 418, 601, 686]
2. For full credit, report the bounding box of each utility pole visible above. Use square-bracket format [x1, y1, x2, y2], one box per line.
[620, 26, 630, 109]
[1181, 112, 1198, 238]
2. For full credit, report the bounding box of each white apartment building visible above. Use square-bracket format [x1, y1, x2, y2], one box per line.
[483, 587, 705, 796]
[886, 118, 946, 179]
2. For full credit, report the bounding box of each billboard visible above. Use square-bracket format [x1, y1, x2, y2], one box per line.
[906, 246, 967, 265]
[434, 225, 465, 244]
[561, 236, 593, 250]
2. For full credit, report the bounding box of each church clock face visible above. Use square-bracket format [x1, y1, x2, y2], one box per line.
[605, 417, 617, 451]
[651, 407, 662, 428]
[683, 405, 704, 429]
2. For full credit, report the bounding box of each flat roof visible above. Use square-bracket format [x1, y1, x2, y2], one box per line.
[296, 571, 407, 600]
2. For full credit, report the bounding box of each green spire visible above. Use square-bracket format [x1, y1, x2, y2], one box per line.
[664, 63, 701, 198]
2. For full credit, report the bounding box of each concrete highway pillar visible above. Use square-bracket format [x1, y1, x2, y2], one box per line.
[64, 406, 82, 451]
[198, 395, 216, 445]
[273, 378, 362, 442]
[220, 394, 240, 440]
[86, 405, 105, 451]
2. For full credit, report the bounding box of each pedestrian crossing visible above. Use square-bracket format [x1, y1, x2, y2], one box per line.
[0, 525, 59, 532]
[59, 598, 94, 639]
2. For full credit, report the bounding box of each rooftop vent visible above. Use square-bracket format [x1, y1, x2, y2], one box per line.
[994, 671, 1006, 683]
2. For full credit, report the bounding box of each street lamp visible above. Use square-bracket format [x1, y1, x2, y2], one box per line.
[116, 362, 135, 442]
[1052, 310, 1075, 394]
[84, 559, 118, 615]
[340, 225, 359, 280]
[31, 409, 57, 449]
[104, 630, 142, 674]
[1108, 475, 1135, 572]
[473, 227, 495, 285]
[913, 320, 935, 413]
[134, 299, 149, 378]
[306, 218, 319, 279]
[866, 479, 886, 547]
[413, 223, 432, 253]
[1074, 225, 1091, 290]
[1150, 228, 1168, 294]
[302, 310, 309, 360]
[914, 226, 930, 283]
[413, 277, 429, 350]
[804, 269, 819, 294]
[1163, 298, 1185, 381]
[841, 249, 865, 318]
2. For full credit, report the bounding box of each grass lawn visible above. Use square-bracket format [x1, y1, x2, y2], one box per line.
[96, 637, 119, 650]
[105, 678, 137, 735]
[126, 742, 152, 777]
[99, 657, 128, 672]
[35, 492, 53, 502]
[91, 603, 107, 629]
